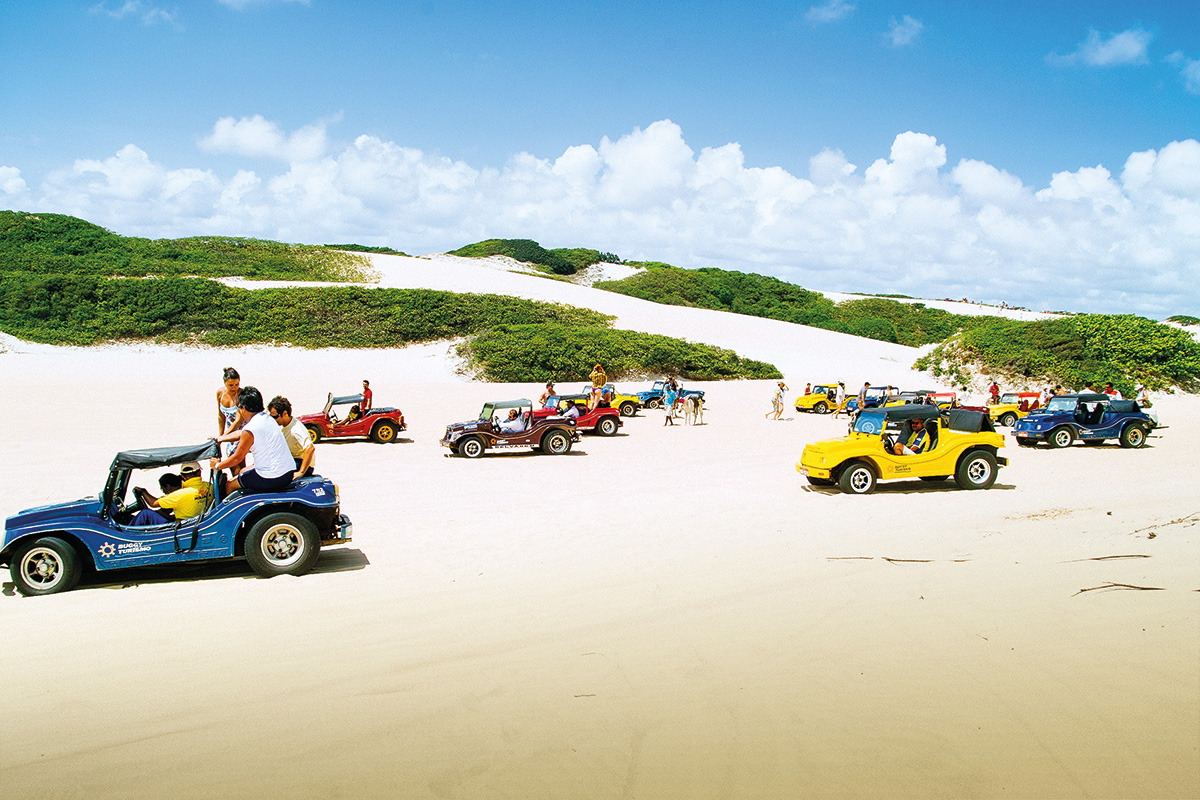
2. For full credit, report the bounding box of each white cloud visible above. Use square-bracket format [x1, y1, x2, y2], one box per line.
[90, 1, 178, 26]
[198, 114, 333, 162]
[1049, 27, 1152, 67]
[5, 118, 1200, 316]
[805, 0, 855, 24]
[1166, 51, 1200, 94]
[887, 15, 923, 47]
[0, 166, 29, 197]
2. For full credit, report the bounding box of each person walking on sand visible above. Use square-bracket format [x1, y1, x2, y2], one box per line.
[766, 381, 787, 419]
[663, 384, 678, 426]
[832, 381, 848, 418]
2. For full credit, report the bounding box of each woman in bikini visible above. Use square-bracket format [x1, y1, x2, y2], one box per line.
[216, 367, 245, 468]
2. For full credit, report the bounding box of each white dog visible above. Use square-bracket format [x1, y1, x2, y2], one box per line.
[684, 395, 704, 425]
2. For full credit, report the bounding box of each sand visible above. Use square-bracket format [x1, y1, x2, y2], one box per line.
[1, 261, 1197, 799]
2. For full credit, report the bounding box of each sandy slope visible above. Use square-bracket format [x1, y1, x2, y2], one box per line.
[0, 262, 1197, 799]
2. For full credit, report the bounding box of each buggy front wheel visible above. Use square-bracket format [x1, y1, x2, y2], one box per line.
[11, 536, 82, 596]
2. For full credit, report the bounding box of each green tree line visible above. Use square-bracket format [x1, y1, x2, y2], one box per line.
[0, 211, 374, 281]
[595, 263, 973, 346]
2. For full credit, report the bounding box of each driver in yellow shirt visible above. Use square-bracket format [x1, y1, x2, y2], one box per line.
[133, 461, 211, 524]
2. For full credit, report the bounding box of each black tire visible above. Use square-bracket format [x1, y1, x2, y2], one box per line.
[245, 513, 320, 578]
[806, 476, 834, 486]
[541, 429, 572, 455]
[919, 475, 950, 482]
[1047, 426, 1075, 449]
[458, 435, 486, 459]
[837, 461, 876, 494]
[646, 398, 661, 410]
[370, 420, 399, 443]
[999, 412, 1017, 427]
[814, 401, 829, 414]
[596, 416, 619, 436]
[1119, 424, 1147, 449]
[305, 424, 322, 443]
[955, 450, 998, 490]
[619, 401, 636, 417]
[10, 536, 82, 596]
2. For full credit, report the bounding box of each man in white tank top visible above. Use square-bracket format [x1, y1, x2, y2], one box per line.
[211, 387, 297, 493]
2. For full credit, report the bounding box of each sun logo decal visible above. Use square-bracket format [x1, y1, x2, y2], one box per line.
[98, 542, 117, 558]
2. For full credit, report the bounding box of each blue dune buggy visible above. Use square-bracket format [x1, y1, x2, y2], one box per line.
[1012, 393, 1158, 448]
[2, 440, 352, 596]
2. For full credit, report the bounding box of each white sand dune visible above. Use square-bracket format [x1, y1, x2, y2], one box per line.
[1, 259, 1197, 799]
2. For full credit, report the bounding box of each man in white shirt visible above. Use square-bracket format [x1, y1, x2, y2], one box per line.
[211, 387, 296, 493]
[499, 408, 526, 433]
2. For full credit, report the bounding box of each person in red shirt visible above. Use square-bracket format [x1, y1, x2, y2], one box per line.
[361, 379, 373, 412]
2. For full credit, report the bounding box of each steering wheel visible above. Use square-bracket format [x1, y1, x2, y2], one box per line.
[882, 434, 895, 452]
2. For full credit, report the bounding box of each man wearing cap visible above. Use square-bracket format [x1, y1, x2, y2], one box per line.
[131, 462, 211, 525]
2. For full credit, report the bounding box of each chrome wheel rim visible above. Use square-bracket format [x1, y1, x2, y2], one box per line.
[20, 547, 64, 590]
[261, 523, 304, 567]
[849, 468, 871, 492]
[966, 458, 991, 485]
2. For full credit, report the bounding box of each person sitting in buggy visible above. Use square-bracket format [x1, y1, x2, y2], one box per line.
[890, 416, 936, 456]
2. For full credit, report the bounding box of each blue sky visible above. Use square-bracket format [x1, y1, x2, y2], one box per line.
[2, 1, 1198, 316]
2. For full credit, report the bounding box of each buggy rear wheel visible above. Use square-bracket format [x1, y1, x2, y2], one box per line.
[999, 412, 1017, 427]
[541, 429, 572, 455]
[596, 416, 619, 436]
[619, 401, 636, 417]
[245, 513, 320, 578]
[1119, 424, 1147, 448]
[371, 420, 399, 443]
[305, 424, 322, 443]
[955, 451, 998, 490]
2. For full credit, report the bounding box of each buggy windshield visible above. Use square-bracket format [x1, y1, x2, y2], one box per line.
[853, 410, 888, 435]
[1046, 396, 1079, 413]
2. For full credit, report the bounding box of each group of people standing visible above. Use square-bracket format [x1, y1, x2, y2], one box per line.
[213, 367, 317, 494]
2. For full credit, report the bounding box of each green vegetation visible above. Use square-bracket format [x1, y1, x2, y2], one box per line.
[448, 238, 619, 275]
[0, 271, 782, 380]
[915, 315, 1200, 393]
[458, 324, 782, 382]
[0, 211, 374, 281]
[324, 243, 409, 256]
[1167, 314, 1199, 326]
[0, 216, 782, 380]
[0, 274, 610, 347]
[595, 263, 973, 346]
